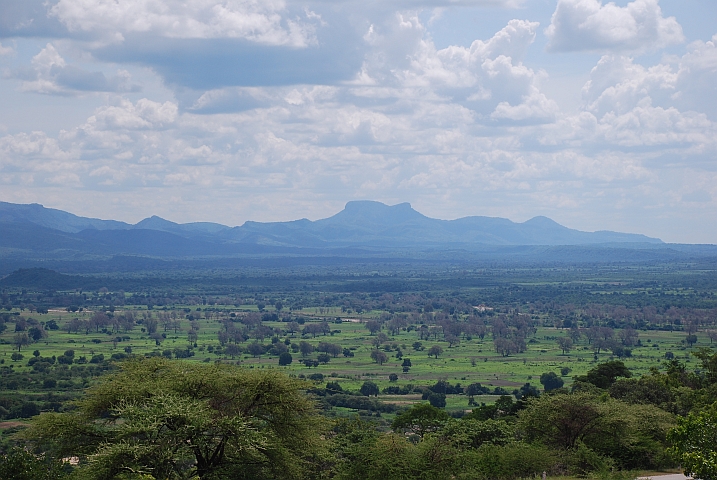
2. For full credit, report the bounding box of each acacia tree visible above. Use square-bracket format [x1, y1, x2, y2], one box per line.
[517, 392, 674, 469]
[365, 320, 381, 335]
[370, 350, 388, 365]
[428, 345, 443, 358]
[391, 403, 449, 438]
[22, 358, 326, 480]
[13, 332, 30, 351]
[556, 337, 572, 355]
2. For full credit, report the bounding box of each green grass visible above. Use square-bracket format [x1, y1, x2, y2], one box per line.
[1, 306, 712, 414]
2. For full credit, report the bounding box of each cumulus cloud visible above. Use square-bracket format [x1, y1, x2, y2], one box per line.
[86, 99, 179, 130]
[534, 46, 717, 154]
[673, 35, 717, 116]
[491, 89, 559, 124]
[349, 15, 557, 123]
[545, 0, 684, 52]
[189, 87, 272, 113]
[0, 74, 714, 240]
[49, 0, 320, 47]
[582, 40, 717, 123]
[14, 43, 140, 95]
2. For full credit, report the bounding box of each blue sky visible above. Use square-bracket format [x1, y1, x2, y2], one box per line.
[1, 0, 716, 243]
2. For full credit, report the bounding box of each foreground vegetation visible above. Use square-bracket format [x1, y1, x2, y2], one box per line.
[2, 355, 717, 480]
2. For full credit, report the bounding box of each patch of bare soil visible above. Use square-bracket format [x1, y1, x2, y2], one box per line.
[0, 421, 28, 429]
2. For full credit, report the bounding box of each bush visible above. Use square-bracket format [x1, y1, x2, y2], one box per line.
[89, 354, 105, 364]
[0, 447, 67, 480]
[57, 355, 73, 365]
[360, 381, 380, 397]
[428, 392, 446, 408]
[540, 372, 564, 392]
[562, 442, 614, 476]
[323, 394, 397, 413]
[326, 381, 343, 394]
[18, 401, 40, 418]
[465, 443, 558, 480]
[278, 352, 293, 366]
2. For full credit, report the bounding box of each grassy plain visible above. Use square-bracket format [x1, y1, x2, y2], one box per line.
[1, 304, 709, 414]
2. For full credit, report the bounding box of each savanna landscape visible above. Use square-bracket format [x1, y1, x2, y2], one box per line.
[1, 261, 716, 479]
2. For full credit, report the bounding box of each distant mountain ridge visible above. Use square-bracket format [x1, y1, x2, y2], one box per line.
[0, 200, 662, 260]
[0, 201, 129, 233]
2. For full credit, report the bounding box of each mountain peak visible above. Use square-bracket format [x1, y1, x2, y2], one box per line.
[320, 201, 429, 228]
[135, 215, 177, 229]
[523, 216, 565, 228]
[343, 200, 412, 211]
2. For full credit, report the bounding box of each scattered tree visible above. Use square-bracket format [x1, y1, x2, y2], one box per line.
[278, 352, 293, 366]
[428, 345, 443, 358]
[370, 350, 388, 365]
[556, 337, 573, 355]
[360, 381, 380, 397]
[539, 372, 564, 392]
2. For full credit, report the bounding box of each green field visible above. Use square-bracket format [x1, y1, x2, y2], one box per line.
[1, 303, 709, 414]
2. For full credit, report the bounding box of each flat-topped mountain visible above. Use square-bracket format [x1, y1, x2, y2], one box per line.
[226, 201, 661, 247]
[0, 200, 662, 259]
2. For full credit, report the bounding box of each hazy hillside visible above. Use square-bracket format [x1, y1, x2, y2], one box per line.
[0, 199, 696, 272]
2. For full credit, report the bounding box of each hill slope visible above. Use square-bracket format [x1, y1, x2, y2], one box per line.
[0, 200, 665, 262]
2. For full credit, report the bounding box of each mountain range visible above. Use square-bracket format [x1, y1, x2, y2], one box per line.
[0, 200, 665, 258]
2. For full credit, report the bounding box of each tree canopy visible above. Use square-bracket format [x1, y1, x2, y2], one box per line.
[21, 357, 326, 480]
[668, 405, 717, 480]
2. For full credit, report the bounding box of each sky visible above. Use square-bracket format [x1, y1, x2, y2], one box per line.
[0, 0, 716, 243]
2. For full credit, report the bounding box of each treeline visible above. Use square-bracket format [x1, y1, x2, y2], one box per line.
[3, 265, 717, 328]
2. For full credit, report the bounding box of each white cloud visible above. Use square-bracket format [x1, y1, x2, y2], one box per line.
[0, 132, 68, 161]
[491, 88, 559, 123]
[350, 16, 557, 123]
[50, 0, 320, 47]
[546, 0, 684, 52]
[81, 98, 178, 131]
[673, 35, 717, 117]
[0, 42, 13, 56]
[17, 43, 140, 95]
[598, 101, 713, 147]
[581, 40, 717, 123]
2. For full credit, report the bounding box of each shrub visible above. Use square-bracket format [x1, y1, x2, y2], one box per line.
[278, 352, 293, 366]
